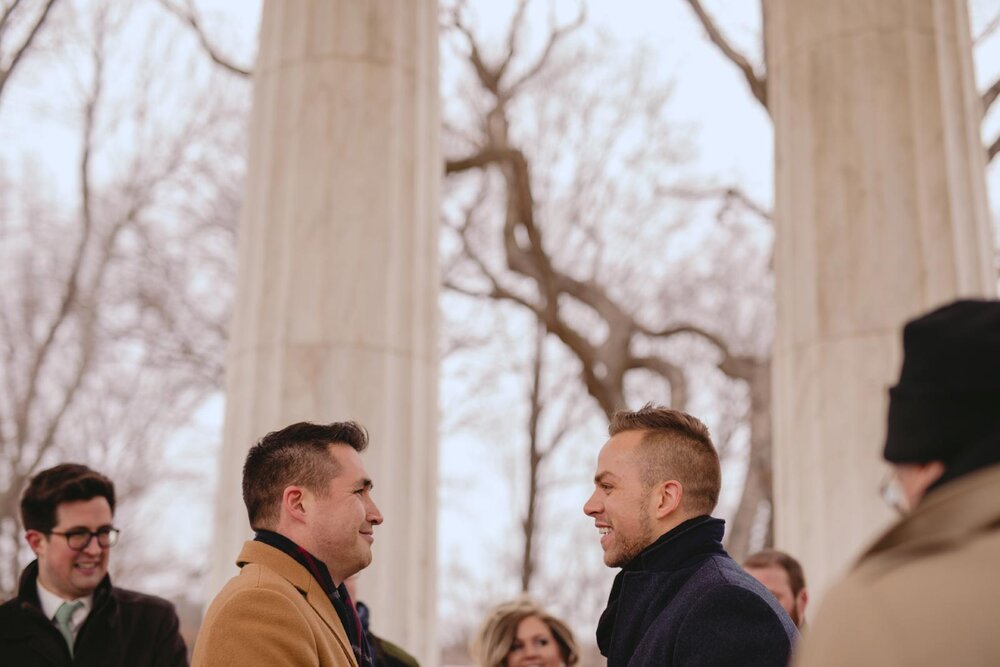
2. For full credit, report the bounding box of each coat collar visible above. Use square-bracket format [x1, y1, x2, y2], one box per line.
[597, 515, 727, 661]
[235, 540, 359, 667]
[16, 559, 113, 610]
[625, 515, 727, 572]
[2, 560, 113, 666]
[858, 463, 1000, 571]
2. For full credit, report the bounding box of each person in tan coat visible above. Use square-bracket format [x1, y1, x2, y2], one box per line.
[796, 300, 1000, 667]
[193, 421, 384, 667]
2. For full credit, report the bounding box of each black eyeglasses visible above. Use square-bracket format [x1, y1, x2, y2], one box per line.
[49, 527, 120, 550]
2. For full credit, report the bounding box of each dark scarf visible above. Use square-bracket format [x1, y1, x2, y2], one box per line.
[254, 530, 373, 667]
[596, 515, 726, 657]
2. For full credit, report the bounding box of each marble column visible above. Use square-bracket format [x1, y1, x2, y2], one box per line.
[208, 2, 440, 663]
[766, 0, 995, 602]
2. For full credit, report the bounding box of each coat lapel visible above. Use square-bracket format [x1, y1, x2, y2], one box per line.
[236, 540, 359, 667]
[856, 464, 1000, 577]
[304, 585, 359, 667]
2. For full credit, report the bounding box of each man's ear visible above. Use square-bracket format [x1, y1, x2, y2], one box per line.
[797, 588, 809, 614]
[25, 530, 46, 556]
[282, 486, 309, 524]
[652, 480, 683, 519]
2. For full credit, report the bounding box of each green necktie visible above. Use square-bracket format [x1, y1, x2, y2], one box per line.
[54, 600, 83, 656]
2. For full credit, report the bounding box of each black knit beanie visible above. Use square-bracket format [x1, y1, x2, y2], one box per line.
[883, 299, 1000, 486]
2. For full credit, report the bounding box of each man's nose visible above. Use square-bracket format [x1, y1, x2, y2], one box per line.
[368, 499, 384, 525]
[583, 491, 601, 517]
[82, 535, 103, 555]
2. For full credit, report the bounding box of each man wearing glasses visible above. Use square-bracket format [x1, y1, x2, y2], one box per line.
[796, 300, 1000, 666]
[0, 463, 187, 665]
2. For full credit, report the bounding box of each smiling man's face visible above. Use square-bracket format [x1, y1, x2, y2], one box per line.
[28, 497, 113, 600]
[307, 444, 384, 584]
[583, 430, 657, 568]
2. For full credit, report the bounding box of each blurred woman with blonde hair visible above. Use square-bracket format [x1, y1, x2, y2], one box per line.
[471, 599, 579, 667]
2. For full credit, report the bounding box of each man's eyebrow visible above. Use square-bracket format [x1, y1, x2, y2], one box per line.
[356, 478, 373, 490]
[594, 472, 617, 485]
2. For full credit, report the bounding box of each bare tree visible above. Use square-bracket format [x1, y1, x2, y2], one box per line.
[682, 0, 1000, 162]
[0, 1, 242, 597]
[442, 0, 774, 562]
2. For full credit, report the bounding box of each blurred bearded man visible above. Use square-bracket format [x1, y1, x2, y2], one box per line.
[584, 405, 797, 666]
[796, 300, 1000, 666]
[744, 549, 809, 628]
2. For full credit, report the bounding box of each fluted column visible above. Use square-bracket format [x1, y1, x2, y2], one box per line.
[767, 0, 995, 602]
[209, 2, 440, 663]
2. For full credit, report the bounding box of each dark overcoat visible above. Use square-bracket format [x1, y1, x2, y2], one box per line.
[597, 516, 797, 667]
[0, 559, 188, 666]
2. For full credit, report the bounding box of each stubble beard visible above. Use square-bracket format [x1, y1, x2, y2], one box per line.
[605, 504, 655, 568]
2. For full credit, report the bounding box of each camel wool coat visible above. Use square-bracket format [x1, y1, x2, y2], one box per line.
[795, 463, 1000, 667]
[192, 540, 358, 667]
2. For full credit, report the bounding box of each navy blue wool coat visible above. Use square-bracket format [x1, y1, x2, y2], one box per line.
[597, 516, 797, 667]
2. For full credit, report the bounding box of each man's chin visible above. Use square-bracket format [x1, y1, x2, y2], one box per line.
[603, 551, 626, 568]
[72, 568, 106, 590]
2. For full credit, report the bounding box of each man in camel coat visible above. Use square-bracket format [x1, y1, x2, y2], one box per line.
[796, 300, 1000, 666]
[193, 421, 384, 667]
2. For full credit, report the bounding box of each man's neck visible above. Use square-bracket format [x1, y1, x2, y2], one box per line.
[35, 579, 93, 622]
[37, 576, 85, 603]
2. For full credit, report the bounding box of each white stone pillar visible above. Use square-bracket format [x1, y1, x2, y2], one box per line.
[767, 0, 995, 602]
[209, 2, 440, 663]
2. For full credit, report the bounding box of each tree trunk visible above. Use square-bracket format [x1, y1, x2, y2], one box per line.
[725, 360, 772, 562]
[520, 322, 545, 592]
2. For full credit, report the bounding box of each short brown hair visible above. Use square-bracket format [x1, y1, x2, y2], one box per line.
[470, 599, 578, 667]
[609, 403, 720, 515]
[242, 421, 368, 530]
[743, 549, 807, 596]
[21, 464, 116, 533]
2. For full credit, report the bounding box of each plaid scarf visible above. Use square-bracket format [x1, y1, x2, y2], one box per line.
[254, 530, 373, 667]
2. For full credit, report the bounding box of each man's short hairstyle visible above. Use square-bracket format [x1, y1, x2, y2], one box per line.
[609, 403, 721, 515]
[21, 464, 116, 533]
[242, 421, 369, 530]
[743, 549, 807, 596]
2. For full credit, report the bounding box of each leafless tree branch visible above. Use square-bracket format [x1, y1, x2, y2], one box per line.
[682, 0, 767, 109]
[155, 0, 251, 78]
[449, 3, 502, 96]
[12, 25, 102, 461]
[983, 76, 1000, 118]
[495, 0, 529, 84]
[0, 0, 60, 104]
[505, 2, 586, 95]
[658, 184, 773, 222]
[975, 8, 1000, 45]
[0, 0, 26, 35]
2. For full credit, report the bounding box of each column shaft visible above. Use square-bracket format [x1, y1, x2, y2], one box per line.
[209, 2, 440, 663]
[766, 0, 994, 599]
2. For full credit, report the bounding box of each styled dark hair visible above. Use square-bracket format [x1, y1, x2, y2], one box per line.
[609, 403, 721, 514]
[743, 549, 807, 596]
[242, 421, 369, 530]
[21, 464, 116, 533]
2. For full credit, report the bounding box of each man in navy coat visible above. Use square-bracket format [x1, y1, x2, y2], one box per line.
[584, 404, 797, 666]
